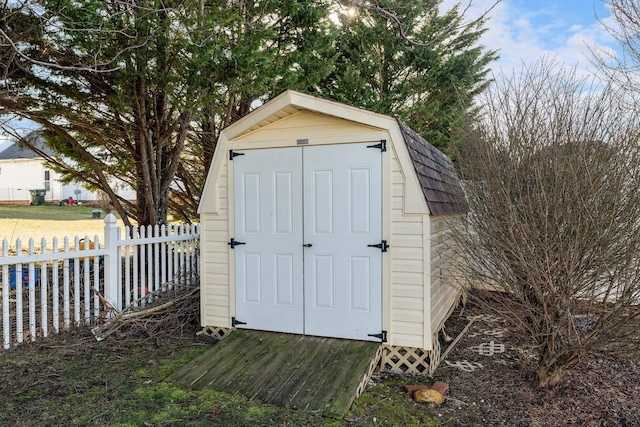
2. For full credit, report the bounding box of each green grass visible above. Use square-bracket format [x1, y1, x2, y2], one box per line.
[346, 375, 442, 426]
[0, 330, 442, 426]
[0, 204, 113, 221]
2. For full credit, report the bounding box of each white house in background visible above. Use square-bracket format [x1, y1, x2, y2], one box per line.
[0, 139, 136, 204]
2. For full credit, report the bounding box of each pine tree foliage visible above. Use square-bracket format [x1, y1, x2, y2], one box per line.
[173, 0, 337, 222]
[316, 0, 496, 153]
[0, 0, 494, 223]
[0, 0, 336, 226]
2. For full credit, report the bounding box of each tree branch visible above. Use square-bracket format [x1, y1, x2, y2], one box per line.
[340, 0, 501, 47]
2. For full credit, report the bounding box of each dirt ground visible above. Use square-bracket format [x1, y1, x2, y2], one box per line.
[423, 296, 640, 426]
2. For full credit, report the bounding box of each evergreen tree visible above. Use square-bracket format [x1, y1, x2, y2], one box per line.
[1, 0, 494, 222]
[316, 0, 496, 154]
[0, 0, 336, 225]
[172, 0, 337, 221]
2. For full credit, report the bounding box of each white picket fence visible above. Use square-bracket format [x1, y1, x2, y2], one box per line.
[0, 214, 200, 349]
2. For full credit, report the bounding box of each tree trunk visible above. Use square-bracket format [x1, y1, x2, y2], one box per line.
[533, 363, 567, 388]
[533, 344, 581, 388]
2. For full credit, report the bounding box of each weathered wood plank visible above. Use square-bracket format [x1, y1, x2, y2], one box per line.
[276, 338, 351, 410]
[165, 346, 218, 384]
[292, 339, 366, 413]
[185, 333, 262, 388]
[260, 335, 378, 418]
[244, 334, 323, 402]
[199, 333, 274, 390]
[323, 341, 380, 418]
[167, 330, 382, 419]
[171, 332, 248, 386]
[229, 333, 306, 398]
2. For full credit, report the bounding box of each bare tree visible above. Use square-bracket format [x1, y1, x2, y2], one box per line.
[594, 0, 640, 93]
[453, 59, 640, 387]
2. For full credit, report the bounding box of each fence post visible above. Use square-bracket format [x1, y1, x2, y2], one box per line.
[103, 214, 121, 312]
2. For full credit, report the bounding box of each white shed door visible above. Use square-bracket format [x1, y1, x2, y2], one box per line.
[233, 147, 304, 334]
[233, 143, 382, 341]
[303, 144, 382, 341]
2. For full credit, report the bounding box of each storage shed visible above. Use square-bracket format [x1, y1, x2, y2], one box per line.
[198, 90, 467, 373]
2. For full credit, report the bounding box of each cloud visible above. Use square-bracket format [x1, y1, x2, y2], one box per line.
[439, 0, 619, 78]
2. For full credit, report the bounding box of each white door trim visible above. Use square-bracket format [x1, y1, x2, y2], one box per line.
[232, 143, 383, 341]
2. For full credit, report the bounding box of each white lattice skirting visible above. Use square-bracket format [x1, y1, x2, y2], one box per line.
[197, 326, 232, 340]
[356, 345, 384, 397]
[381, 334, 441, 375]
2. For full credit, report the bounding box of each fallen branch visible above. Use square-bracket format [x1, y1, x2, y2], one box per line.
[92, 286, 118, 316]
[91, 281, 201, 342]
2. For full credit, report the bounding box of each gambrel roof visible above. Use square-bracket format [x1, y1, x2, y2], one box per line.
[199, 90, 468, 217]
[398, 120, 467, 216]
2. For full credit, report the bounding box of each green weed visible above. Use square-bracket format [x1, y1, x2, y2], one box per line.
[347, 375, 441, 427]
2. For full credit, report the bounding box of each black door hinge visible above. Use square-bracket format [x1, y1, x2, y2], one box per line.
[232, 317, 247, 327]
[367, 240, 389, 252]
[229, 150, 245, 160]
[367, 139, 386, 152]
[368, 330, 387, 342]
[228, 238, 246, 249]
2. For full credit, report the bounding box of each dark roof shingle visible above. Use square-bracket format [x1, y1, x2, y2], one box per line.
[0, 136, 57, 160]
[398, 120, 467, 216]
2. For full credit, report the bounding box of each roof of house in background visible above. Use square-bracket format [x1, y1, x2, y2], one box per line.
[0, 136, 56, 160]
[398, 120, 468, 216]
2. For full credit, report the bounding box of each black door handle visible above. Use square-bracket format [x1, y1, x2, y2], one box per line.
[303, 244, 312, 247]
[228, 238, 246, 249]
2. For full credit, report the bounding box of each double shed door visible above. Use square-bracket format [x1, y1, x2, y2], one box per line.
[233, 143, 382, 341]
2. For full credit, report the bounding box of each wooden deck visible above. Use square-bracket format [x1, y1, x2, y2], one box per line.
[167, 330, 382, 418]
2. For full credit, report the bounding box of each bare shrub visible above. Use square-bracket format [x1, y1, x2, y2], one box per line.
[453, 59, 640, 387]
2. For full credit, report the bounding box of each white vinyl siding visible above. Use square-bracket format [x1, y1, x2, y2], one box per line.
[200, 163, 231, 328]
[232, 112, 386, 149]
[389, 151, 426, 349]
[429, 215, 463, 334]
